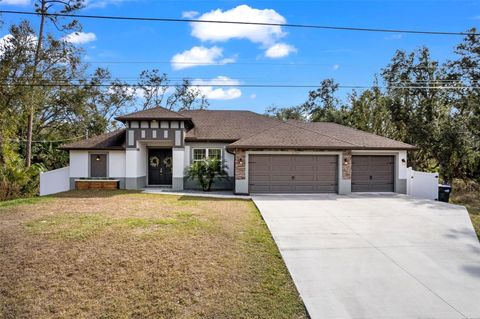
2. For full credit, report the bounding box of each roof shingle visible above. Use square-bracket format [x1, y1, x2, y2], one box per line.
[60, 129, 126, 150]
[116, 107, 190, 122]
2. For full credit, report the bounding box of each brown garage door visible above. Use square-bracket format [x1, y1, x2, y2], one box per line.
[352, 155, 394, 192]
[248, 155, 338, 193]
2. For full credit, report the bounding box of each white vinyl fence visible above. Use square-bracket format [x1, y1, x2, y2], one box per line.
[406, 167, 439, 200]
[40, 166, 70, 196]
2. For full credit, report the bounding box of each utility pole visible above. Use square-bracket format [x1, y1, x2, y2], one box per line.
[26, 0, 46, 167]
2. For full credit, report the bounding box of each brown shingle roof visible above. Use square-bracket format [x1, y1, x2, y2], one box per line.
[116, 107, 190, 122]
[179, 110, 280, 142]
[61, 109, 416, 151]
[60, 129, 126, 150]
[227, 120, 416, 150]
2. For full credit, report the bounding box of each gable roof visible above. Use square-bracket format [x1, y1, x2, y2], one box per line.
[179, 110, 280, 142]
[61, 109, 416, 151]
[227, 120, 416, 150]
[115, 106, 190, 122]
[60, 129, 126, 150]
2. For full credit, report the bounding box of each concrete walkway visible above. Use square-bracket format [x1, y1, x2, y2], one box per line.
[253, 194, 480, 319]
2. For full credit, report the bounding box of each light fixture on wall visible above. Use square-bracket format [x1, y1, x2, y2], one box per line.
[239, 158, 243, 165]
[95, 155, 101, 161]
[343, 158, 349, 165]
[401, 158, 406, 163]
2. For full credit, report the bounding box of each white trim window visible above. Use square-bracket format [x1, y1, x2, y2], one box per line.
[193, 148, 222, 163]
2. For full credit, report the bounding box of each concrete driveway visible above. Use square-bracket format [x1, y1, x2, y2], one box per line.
[253, 194, 480, 319]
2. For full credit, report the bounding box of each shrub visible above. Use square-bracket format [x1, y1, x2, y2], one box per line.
[185, 158, 228, 191]
[0, 155, 44, 201]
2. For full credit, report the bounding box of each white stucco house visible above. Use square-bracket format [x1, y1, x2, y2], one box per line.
[59, 106, 417, 195]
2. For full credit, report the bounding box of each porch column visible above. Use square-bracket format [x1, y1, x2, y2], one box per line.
[172, 147, 185, 191]
[339, 150, 352, 195]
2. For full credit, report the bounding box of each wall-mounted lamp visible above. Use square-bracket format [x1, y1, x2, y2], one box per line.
[95, 155, 101, 161]
[343, 158, 349, 165]
[401, 158, 406, 163]
[239, 158, 243, 165]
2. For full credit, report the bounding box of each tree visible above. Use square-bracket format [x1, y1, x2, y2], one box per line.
[25, 0, 84, 167]
[138, 69, 209, 111]
[265, 105, 305, 121]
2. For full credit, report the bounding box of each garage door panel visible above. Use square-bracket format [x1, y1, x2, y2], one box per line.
[248, 154, 338, 194]
[352, 155, 394, 192]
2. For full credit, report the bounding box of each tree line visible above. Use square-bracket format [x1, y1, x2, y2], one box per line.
[267, 31, 480, 184]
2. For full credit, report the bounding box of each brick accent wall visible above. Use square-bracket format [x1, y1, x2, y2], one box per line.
[235, 149, 246, 180]
[342, 150, 352, 179]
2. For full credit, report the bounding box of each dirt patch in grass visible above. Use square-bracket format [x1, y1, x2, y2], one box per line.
[0, 190, 307, 319]
[451, 179, 480, 239]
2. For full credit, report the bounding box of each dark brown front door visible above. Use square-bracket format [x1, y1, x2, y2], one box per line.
[351, 155, 395, 192]
[90, 154, 107, 177]
[148, 149, 172, 185]
[248, 155, 338, 193]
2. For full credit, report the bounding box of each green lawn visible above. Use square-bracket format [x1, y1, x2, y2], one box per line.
[450, 181, 480, 240]
[0, 190, 307, 319]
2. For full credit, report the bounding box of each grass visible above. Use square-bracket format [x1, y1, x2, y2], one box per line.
[450, 179, 480, 239]
[0, 190, 307, 319]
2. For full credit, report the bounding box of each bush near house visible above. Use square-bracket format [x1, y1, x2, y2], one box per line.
[185, 158, 228, 191]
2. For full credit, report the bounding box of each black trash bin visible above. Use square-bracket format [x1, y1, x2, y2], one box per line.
[438, 184, 452, 203]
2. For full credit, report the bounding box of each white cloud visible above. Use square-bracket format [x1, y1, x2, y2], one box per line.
[250, 93, 257, 99]
[84, 0, 135, 9]
[171, 46, 235, 70]
[63, 32, 97, 44]
[191, 5, 286, 46]
[182, 11, 199, 18]
[191, 76, 242, 100]
[332, 64, 340, 70]
[265, 43, 296, 58]
[0, 33, 37, 56]
[1, 0, 30, 5]
[385, 34, 403, 40]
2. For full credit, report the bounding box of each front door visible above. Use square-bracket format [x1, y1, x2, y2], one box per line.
[148, 149, 173, 185]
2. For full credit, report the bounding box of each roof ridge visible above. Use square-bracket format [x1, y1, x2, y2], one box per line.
[229, 120, 285, 145]
[283, 121, 359, 147]
[321, 121, 414, 146]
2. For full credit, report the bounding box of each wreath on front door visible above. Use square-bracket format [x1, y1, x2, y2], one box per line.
[163, 157, 172, 169]
[149, 156, 160, 168]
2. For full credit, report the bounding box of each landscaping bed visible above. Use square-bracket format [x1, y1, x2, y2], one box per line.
[0, 190, 307, 318]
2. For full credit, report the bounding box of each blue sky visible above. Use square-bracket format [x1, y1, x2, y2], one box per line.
[1, 0, 480, 113]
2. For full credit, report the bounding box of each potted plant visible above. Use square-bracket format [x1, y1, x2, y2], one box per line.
[185, 158, 228, 191]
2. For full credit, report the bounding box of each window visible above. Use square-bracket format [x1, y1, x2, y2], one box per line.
[193, 148, 222, 163]
[193, 149, 207, 162]
[208, 149, 221, 160]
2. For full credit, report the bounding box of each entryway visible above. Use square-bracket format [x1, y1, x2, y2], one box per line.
[148, 148, 172, 186]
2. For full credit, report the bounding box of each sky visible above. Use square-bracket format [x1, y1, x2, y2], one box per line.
[1, 0, 480, 113]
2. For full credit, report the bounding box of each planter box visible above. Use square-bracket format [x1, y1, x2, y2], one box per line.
[75, 179, 119, 190]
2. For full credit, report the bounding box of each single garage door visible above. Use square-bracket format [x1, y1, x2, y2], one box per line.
[248, 155, 338, 193]
[352, 155, 395, 192]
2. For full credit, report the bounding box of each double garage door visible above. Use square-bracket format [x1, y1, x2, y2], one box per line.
[248, 155, 338, 193]
[248, 154, 395, 194]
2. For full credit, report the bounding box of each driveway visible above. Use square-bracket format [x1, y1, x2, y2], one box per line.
[253, 194, 480, 319]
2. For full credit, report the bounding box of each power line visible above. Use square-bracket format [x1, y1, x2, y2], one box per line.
[0, 82, 477, 89]
[1, 10, 478, 36]
[5, 135, 85, 143]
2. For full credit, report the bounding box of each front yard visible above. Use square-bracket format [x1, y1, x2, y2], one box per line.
[0, 191, 307, 318]
[451, 182, 480, 240]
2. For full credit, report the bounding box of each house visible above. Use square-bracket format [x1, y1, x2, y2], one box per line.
[61, 106, 416, 195]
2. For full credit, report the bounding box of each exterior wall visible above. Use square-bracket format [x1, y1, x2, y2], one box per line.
[70, 150, 89, 178]
[125, 145, 147, 189]
[172, 147, 185, 190]
[126, 128, 182, 148]
[233, 149, 408, 195]
[69, 150, 128, 189]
